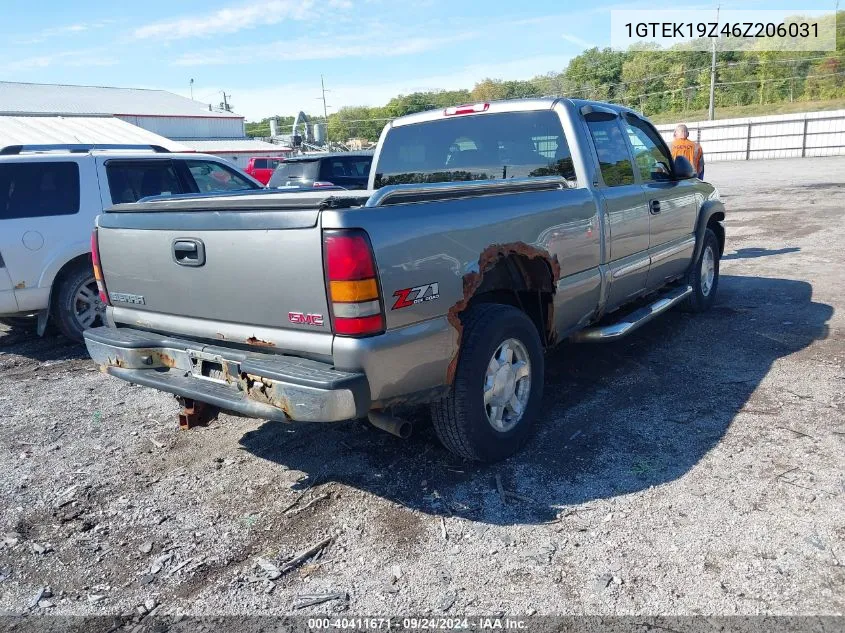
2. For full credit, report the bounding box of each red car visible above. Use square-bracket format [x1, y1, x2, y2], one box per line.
[244, 156, 288, 185]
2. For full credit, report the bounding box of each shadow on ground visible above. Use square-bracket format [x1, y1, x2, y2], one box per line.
[722, 247, 800, 260]
[0, 321, 86, 362]
[240, 274, 832, 525]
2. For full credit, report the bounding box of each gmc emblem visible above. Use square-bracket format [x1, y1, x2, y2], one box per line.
[288, 312, 324, 327]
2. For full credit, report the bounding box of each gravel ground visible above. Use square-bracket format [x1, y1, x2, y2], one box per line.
[0, 157, 843, 619]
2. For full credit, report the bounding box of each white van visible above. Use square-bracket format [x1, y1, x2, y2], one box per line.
[0, 144, 263, 341]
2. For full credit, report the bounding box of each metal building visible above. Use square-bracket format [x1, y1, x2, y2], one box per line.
[0, 81, 284, 166]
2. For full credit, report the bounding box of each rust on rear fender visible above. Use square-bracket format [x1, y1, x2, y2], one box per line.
[445, 242, 561, 384]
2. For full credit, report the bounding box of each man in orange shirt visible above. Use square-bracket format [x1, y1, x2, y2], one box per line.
[670, 124, 705, 180]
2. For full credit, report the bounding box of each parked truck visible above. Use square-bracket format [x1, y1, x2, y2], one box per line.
[83, 98, 725, 461]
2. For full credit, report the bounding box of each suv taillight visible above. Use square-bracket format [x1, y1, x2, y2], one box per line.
[323, 230, 384, 336]
[91, 229, 110, 305]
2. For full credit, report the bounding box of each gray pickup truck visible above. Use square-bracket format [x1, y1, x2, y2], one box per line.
[84, 98, 725, 462]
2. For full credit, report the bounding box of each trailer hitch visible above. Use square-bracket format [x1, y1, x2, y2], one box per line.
[176, 397, 219, 429]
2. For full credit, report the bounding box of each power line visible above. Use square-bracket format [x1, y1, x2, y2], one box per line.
[623, 69, 845, 101]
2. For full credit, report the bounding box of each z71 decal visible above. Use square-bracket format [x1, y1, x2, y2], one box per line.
[392, 282, 440, 310]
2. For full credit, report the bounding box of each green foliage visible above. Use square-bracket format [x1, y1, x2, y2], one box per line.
[245, 115, 296, 138]
[245, 10, 844, 142]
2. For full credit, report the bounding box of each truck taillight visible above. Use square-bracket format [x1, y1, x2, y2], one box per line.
[91, 229, 110, 305]
[323, 230, 384, 336]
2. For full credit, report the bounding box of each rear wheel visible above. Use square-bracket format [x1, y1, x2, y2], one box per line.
[52, 263, 105, 342]
[682, 228, 720, 313]
[431, 304, 544, 462]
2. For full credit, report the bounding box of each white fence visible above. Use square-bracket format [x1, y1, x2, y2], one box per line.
[654, 109, 845, 162]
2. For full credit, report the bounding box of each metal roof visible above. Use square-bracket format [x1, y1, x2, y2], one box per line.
[0, 115, 192, 151]
[0, 81, 242, 119]
[178, 138, 292, 153]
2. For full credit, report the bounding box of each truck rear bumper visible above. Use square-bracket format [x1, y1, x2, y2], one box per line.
[84, 326, 370, 422]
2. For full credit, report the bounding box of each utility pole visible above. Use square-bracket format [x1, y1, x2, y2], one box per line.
[708, 4, 720, 121]
[190, 78, 194, 100]
[220, 91, 231, 112]
[320, 75, 330, 145]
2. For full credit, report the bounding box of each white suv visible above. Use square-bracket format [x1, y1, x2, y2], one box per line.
[0, 144, 262, 341]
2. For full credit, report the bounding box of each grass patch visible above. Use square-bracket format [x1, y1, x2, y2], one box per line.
[649, 98, 845, 124]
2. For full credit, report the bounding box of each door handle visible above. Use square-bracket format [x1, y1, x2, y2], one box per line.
[172, 239, 205, 267]
[649, 200, 661, 215]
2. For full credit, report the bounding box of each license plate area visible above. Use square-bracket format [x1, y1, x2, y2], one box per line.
[187, 349, 238, 385]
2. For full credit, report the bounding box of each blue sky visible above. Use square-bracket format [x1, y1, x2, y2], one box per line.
[0, 0, 824, 121]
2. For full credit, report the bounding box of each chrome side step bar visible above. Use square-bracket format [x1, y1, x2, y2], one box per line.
[570, 285, 693, 342]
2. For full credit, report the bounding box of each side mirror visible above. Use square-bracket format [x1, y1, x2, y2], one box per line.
[673, 155, 696, 180]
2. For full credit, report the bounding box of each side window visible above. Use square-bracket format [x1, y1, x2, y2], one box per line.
[327, 160, 348, 179]
[106, 161, 182, 203]
[253, 158, 268, 169]
[344, 158, 371, 178]
[622, 116, 673, 182]
[0, 162, 80, 219]
[185, 160, 256, 193]
[585, 115, 635, 187]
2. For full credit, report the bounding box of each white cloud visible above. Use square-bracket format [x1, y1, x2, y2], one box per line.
[1, 48, 118, 72]
[178, 54, 573, 121]
[561, 34, 594, 49]
[172, 31, 479, 66]
[15, 20, 116, 45]
[134, 0, 319, 40]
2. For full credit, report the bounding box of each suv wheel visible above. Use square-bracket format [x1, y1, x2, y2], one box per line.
[431, 304, 544, 461]
[682, 228, 720, 313]
[52, 263, 105, 342]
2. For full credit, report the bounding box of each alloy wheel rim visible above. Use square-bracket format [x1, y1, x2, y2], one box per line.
[701, 246, 715, 296]
[74, 278, 105, 330]
[483, 338, 531, 432]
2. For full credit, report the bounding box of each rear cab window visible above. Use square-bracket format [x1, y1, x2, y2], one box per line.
[0, 161, 80, 219]
[319, 156, 372, 181]
[268, 160, 319, 187]
[373, 110, 575, 189]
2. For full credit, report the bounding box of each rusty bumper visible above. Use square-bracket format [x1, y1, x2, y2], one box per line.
[83, 326, 370, 422]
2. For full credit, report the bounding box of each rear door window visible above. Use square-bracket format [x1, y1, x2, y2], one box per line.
[585, 114, 636, 187]
[0, 162, 80, 219]
[184, 160, 256, 193]
[373, 110, 575, 188]
[106, 160, 182, 203]
[253, 158, 268, 169]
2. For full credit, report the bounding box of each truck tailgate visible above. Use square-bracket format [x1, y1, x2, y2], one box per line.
[96, 195, 344, 338]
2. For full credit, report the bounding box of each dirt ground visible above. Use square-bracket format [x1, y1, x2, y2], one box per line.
[1, 157, 843, 619]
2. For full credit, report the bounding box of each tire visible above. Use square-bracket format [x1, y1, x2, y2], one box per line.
[682, 227, 720, 313]
[431, 304, 544, 462]
[52, 263, 105, 342]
